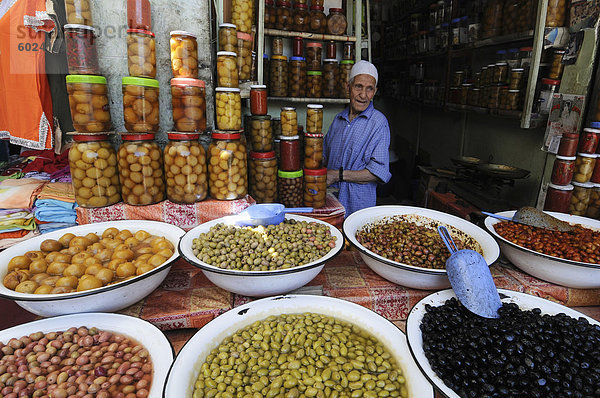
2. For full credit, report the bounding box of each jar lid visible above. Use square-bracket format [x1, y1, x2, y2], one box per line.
[487, 64, 496, 68]
[508, 48, 519, 53]
[548, 183, 574, 191]
[572, 181, 595, 188]
[212, 131, 241, 139]
[278, 169, 303, 178]
[340, 60, 355, 64]
[583, 128, 600, 134]
[495, 62, 508, 66]
[329, 7, 343, 12]
[554, 49, 567, 54]
[481, 66, 488, 70]
[250, 84, 267, 89]
[306, 42, 323, 48]
[66, 75, 107, 84]
[168, 132, 200, 140]
[276, 0, 291, 6]
[472, 88, 480, 91]
[64, 24, 97, 34]
[294, 3, 308, 8]
[310, 5, 324, 11]
[305, 133, 323, 138]
[577, 152, 598, 158]
[251, 115, 271, 120]
[71, 133, 110, 141]
[250, 151, 276, 159]
[263, 53, 269, 58]
[215, 87, 241, 92]
[217, 51, 237, 57]
[127, 28, 155, 37]
[307, 71, 322, 76]
[169, 30, 198, 39]
[121, 133, 155, 141]
[541, 78, 560, 85]
[323, 58, 338, 63]
[217, 23, 236, 29]
[290, 56, 306, 61]
[304, 167, 327, 176]
[590, 122, 600, 129]
[508, 89, 520, 93]
[556, 155, 576, 161]
[520, 46, 533, 51]
[512, 68, 524, 72]
[279, 135, 299, 140]
[271, 55, 288, 60]
[307, 104, 323, 109]
[171, 78, 205, 87]
[451, 17, 460, 23]
[237, 32, 252, 40]
[281, 106, 296, 111]
[122, 77, 159, 88]
[461, 83, 472, 87]
[496, 50, 507, 55]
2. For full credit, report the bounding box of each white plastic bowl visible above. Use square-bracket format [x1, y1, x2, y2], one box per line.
[406, 288, 600, 398]
[178, 214, 344, 297]
[343, 205, 500, 290]
[0, 313, 173, 398]
[484, 210, 600, 288]
[164, 295, 434, 397]
[0, 220, 185, 317]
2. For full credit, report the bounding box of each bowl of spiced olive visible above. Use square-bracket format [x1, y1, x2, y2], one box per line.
[343, 206, 500, 290]
[484, 210, 600, 288]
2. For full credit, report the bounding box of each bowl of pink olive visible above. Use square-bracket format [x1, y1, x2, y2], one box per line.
[343, 205, 500, 290]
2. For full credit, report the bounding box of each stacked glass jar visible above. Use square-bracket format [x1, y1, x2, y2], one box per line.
[277, 107, 303, 207]
[302, 104, 326, 208]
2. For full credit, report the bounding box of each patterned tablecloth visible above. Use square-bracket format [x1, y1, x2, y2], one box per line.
[119, 251, 600, 331]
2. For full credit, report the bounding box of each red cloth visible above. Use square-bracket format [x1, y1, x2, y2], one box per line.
[21, 149, 69, 173]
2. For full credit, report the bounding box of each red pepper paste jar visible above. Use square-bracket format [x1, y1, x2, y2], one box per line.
[550, 156, 576, 186]
[279, 135, 300, 171]
[325, 41, 336, 59]
[544, 183, 573, 213]
[557, 133, 579, 157]
[292, 37, 304, 57]
[250, 85, 268, 115]
[127, 0, 151, 31]
[579, 128, 600, 154]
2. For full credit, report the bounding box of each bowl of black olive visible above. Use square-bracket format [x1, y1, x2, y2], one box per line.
[406, 288, 600, 398]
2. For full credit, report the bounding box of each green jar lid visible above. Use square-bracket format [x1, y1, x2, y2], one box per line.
[278, 169, 303, 178]
[122, 76, 160, 88]
[66, 75, 107, 84]
[307, 71, 323, 76]
[340, 60, 355, 64]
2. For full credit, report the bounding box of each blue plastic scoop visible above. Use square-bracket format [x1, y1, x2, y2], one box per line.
[437, 226, 502, 319]
[225, 203, 313, 226]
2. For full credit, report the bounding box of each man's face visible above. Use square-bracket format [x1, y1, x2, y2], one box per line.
[348, 74, 377, 115]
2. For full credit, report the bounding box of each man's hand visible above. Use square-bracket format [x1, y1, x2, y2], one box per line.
[327, 169, 339, 186]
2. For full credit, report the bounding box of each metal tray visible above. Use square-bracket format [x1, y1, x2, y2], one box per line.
[476, 163, 530, 179]
[450, 156, 483, 168]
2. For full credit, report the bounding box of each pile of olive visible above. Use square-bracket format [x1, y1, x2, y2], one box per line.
[421, 298, 600, 397]
[65, 0, 92, 25]
[192, 312, 408, 398]
[192, 220, 336, 270]
[2, 228, 174, 294]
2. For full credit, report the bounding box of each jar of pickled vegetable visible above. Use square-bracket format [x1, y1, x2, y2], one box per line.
[585, 183, 600, 219]
[127, 0, 150, 30]
[171, 78, 206, 132]
[215, 87, 242, 130]
[292, 37, 304, 57]
[66, 75, 112, 133]
[293, 3, 310, 32]
[208, 131, 248, 200]
[249, 115, 272, 152]
[558, 133, 579, 157]
[544, 183, 573, 213]
[122, 77, 160, 133]
[306, 42, 323, 71]
[170, 31, 198, 78]
[127, 29, 156, 78]
[66, 0, 93, 25]
[488, 84, 502, 109]
[64, 24, 99, 75]
[288, 56, 307, 98]
[236, 32, 253, 81]
[327, 8, 347, 35]
[546, 0, 567, 27]
[304, 133, 323, 169]
[573, 153, 597, 183]
[280, 135, 300, 171]
[460, 83, 471, 106]
[493, 62, 508, 84]
[280, 107, 297, 136]
[249, 151, 278, 204]
[468, 88, 481, 107]
[509, 68, 524, 90]
[265, 0, 276, 29]
[322, 59, 338, 98]
[551, 156, 576, 186]
[569, 181, 593, 216]
[164, 132, 207, 204]
[481, 0, 503, 39]
[218, 23, 237, 52]
[276, 1, 292, 30]
[278, 169, 303, 207]
[591, 157, 600, 184]
[309, 6, 326, 33]
[304, 167, 326, 208]
[232, 0, 254, 33]
[69, 133, 120, 208]
[338, 59, 353, 98]
[270, 55, 288, 97]
[305, 104, 323, 133]
[507, 89, 521, 111]
[549, 49, 566, 80]
[272, 36, 284, 56]
[250, 84, 267, 115]
[217, 51, 239, 88]
[118, 133, 165, 205]
[578, 128, 599, 154]
[307, 71, 322, 98]
[342, 42, 354, 60]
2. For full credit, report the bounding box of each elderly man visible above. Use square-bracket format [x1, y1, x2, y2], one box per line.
[323, 60, 391, 216]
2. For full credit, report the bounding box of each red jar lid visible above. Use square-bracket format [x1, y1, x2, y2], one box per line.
[168, 132, 200, 140]
[212, 131, 241, 140]
[122, 133, 155, 141]
[541, 78, 560, 85]
[304, 167, 327, 176]
[250, 151, 276, 159]
[329, 7, 343, 12]
[276, 1, 291, 7]
[237, 31, 252, 41]
[294, 3, 308, 9]
[306, 42, 323, 48]
[310, 5, 324, 11]
[305, 133, 324, 138]
[72, 134, 109, 141]
[171, 78, 205, 87]
[127, 28, 155, 37]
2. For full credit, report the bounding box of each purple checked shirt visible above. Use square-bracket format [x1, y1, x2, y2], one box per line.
[323, 102, 392, 216]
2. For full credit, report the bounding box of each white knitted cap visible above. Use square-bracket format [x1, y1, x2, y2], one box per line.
[348, 60, 378, 85]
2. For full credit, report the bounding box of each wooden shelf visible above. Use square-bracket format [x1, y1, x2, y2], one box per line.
[264, 28, 357, 42]
[450, 30, 535, 57]
[267, 97, 350, 104]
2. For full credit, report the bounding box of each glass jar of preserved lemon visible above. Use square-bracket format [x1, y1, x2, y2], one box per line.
[270, 55, 288, 97]
[304, 167, 327, 208]
[122, 77, 160, 133]
[249, 151, 278, 203]
[236, 32, 253, 81]
[164, 132, 207, 204]
[322, 59, 338, 98]
[170, 30, 198, 78]
[215, 87, 242, 130]
[280, 107, 298, 136]
[306, 104, 323, 133]
[217, 51, 239, 88]
[171, 78, 206, 132]
[304, 133, 323, 169]
[218, 23, 237, 52]
[288, 56, 307, 98]
[307, 71, 322, 98]
[69, 133, 121, 208]
[338, 59, 353, 98]
[66, 75, 112, 133]
[208, 131, 248, 200]
[231, 0, 254, 34]
[249, 115, 273, 152]
[127, 29, 156, 78]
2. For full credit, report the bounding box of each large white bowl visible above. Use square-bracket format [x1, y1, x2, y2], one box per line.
[179, 214, 344, 297]
[0, 220, 185, 317]
[0, 313, 173, 398]
[164, 295, 434, 397]
[484, 210, 600, 288]
[343, 206, 500, 290]
[406, 288, 600, 398]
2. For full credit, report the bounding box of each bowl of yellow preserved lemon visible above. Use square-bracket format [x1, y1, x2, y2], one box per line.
[0, 220, 184, 317]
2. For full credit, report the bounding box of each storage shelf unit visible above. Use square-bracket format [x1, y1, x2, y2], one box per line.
[263, 28, 357, 42]
[268, 97, 350, 104]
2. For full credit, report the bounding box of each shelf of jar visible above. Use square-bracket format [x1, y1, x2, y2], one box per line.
[449, 30, 535, 57]
[404, 98, 445, 108]
[267, 97, 350, 104]
[386, 51, 448, 62]
[446, 103, 524, 119]
[264, 29, 357, 42]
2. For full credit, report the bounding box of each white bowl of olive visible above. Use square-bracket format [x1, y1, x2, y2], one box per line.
[343, 205, 500, 290]
[0, 220, 185, 317]
[164, 294, 434, 397]
[178, 214, 344, 297]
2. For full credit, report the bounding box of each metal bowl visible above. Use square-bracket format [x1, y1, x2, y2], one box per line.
[343, 206, 500, 290]
[0, 220, 185, 317]
[178, 214, 344, 297]
[484, 210, 600, 288]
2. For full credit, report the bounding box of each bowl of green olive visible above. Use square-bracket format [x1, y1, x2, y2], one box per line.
[178, 214, 344, 297]
[343, 206, 500, 290]
[164, 294, 434, 397]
